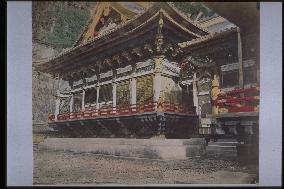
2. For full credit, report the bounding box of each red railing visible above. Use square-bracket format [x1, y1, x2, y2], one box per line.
[48, 101, 196, 122]
[214, 87, 259, 113]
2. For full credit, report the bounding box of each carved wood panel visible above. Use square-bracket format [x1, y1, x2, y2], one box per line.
[136, 75, 153, 103]
[117, 80, 130, 106]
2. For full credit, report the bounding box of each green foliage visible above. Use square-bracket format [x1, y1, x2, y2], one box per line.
[47, 6, 89, 48]
[173, 2, 215, 18]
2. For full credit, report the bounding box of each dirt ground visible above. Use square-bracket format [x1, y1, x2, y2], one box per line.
[33, 148, 258, 185]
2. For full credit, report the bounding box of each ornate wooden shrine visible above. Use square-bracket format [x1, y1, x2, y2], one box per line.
[35, 2, 211, 138]
[35, 2, 259, 140]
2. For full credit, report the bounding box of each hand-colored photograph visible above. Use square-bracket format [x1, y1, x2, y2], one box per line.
[32, 2, 259, 185]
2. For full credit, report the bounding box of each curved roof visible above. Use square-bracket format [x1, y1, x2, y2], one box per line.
[35, 2, 209, 75]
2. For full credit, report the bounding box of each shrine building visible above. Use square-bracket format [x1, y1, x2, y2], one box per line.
[35, 2, 259, 139]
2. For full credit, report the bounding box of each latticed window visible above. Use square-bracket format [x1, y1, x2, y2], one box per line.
[116, 80, 130, 106]
[59, 97, 70, 113]
[73, 93, 82, 112]
[161, 76, 182, 104]
[98, 84, 113, 106]
[85, 88, 97, 105]
[136, 75, 153, 103]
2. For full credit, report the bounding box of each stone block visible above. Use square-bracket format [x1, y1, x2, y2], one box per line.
[38, 138, 206, 160]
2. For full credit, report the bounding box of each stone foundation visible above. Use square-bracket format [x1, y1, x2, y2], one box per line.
[38, 138, 206, 160]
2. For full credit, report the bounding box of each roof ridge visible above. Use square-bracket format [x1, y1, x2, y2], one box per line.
[178, 26, 237, 48]
[166, 2, 209, 34]
[40, 2, 209, 67]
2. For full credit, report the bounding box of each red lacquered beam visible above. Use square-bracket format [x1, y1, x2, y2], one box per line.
[69, 112, 76, 119]
[179, 105, 187, 113]
[109, 107, 117, 115]
[218, 96, 259, 103]
[48, 114, 55, 121]
[170, 103, 175, 112]
[137, 103, 144, 112]
[130, 104, 137, 113]
[228, 106, 256, 113]
[163, 101, 171, 111]
[64, 113, 70, 120]
[225, 87, 259, 95]
[57, 114, 65, 120]
[156, 101, 163, 109]
[117, 104, 130, 115]
[99, 108, 108, 116]
[83, 110, 92, 118]
[144, 101, 155, 112]
[118, 108, 130, 115]
[75, 112, 83, 119]
[174, 104, 179, 112]
[91, 110, 98, 117]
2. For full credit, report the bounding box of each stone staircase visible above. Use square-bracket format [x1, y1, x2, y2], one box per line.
[206, 139, 238, 159]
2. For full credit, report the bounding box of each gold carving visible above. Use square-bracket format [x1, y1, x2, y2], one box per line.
[211, 75, 220, 114]
[117, 80, 130, 106]
[137, 75, 153, 103]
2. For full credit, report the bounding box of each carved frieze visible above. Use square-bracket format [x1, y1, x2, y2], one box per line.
[221, 63, 239, 72]
[73, 79, 83, 87]
[99, 70, 113, 81]
[136, 59, 154, 74]
[144, 44, 154, 54]
[103, 59, 112, 66]
[221, 60, 255, 72]
[132, 47, 143, 57]
[112, 55, 122, 65]
[86, 74, 98, 83]
[116, 65, 132, 78]
[121, 51, 131, 62]
[161, 60, 180, 76]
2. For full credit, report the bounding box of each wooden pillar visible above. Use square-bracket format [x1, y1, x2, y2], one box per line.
[130, 78, 136, 105]
[55, 97, 60, 121]
[112, 83, 117, 107]
[211, 74, 221, 115]
[237, 27, 244, 89]
[96, 85, 100, 110]
[192, 73, 199, 115]
[81, 89, 85, 111]
[69, 95, 74, 112]
[153, 56, 163, 102]
[55, 73, 60, 121]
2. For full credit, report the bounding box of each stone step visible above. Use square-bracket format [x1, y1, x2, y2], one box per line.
[208, 141, 238, 146]
[206, 139, 238, 159]
[206, 145, 236, 151]
[205, 153, 237, 159]
[40, 138, 206, 146]
[206, 149, 237, 157]
[216, 138, 237, 142]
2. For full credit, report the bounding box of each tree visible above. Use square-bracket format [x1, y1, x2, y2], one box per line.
[173, 2, 216, 21]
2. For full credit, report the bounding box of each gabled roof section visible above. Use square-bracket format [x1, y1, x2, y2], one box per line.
[74, 2, 152, 46]
[74, 2, 208, 47]
[35, 2, 209, 74]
